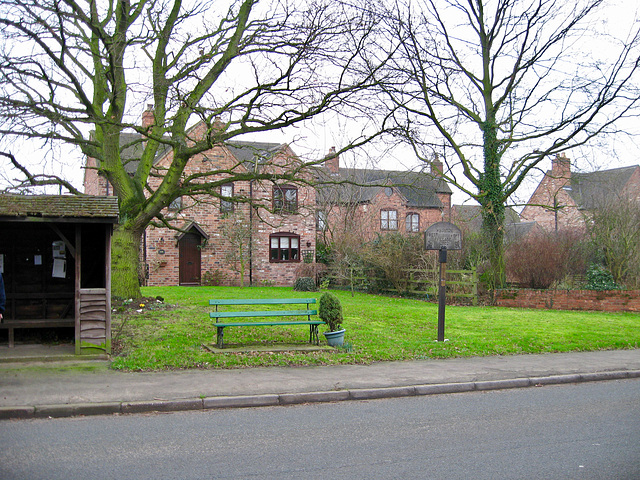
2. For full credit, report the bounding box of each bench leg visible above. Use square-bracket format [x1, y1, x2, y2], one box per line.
[309, 324, 319, 345]
[216, 326, 224, 349]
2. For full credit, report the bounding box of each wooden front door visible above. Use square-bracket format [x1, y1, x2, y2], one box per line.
[179, 232, 201, 285]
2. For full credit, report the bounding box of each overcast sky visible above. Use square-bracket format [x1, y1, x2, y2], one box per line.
[1, 0, 638, 210]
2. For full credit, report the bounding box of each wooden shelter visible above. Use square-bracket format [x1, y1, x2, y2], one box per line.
[0, 194, 118, 353]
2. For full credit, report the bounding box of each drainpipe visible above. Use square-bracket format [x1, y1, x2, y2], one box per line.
[249, 179, 254, 286]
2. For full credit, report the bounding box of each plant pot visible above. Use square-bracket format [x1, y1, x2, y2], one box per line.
[323, 329, 346, 347]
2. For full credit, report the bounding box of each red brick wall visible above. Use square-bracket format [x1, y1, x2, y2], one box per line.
[83, 156, 113, 196]
[324, 186, 450, 243]
[520, 159, 586, 233]
[622, 167, 640, 202]
[496, 289, 640, 312]
[144, 139, 316, 287]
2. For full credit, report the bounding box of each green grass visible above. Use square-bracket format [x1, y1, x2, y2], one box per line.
[110, 286, 640, 371]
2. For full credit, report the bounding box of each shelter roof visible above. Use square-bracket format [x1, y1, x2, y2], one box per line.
[0, 194, 119, 222]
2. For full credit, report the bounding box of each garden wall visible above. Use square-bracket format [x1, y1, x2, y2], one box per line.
[496, 289, 640, 312]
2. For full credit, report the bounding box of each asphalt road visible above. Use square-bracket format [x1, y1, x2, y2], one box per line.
[1, 378, 639, 480]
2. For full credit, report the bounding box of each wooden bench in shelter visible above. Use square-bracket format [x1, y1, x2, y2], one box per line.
[209, 298, 325, 348]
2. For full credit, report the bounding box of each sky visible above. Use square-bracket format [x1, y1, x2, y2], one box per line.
[1, 0, 639, 210]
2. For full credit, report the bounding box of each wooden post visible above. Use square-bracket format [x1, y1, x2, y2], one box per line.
[75, 225, 81, 355]
[437, 247, 447, 342]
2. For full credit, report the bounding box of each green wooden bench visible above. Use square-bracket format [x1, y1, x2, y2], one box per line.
[209, 298, 325, 348]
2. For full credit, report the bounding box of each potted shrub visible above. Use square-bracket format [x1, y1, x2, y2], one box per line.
[319, 292, 345, 347]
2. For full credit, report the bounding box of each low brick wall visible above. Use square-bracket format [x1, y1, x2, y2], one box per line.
[496, 289, 640, 312]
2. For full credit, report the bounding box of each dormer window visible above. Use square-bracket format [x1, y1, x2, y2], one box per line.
[168, 196, 183, 211]
[273, 185, 298, 214]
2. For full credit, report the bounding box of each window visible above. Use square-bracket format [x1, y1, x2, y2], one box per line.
[270, 233, 300, 262]
[317, 211, 328, 231]
[380, 209, 398, 230]
[406, 213, 420, 232]
[168, 196, 182, 211]
[273, 185, 298, 214]
[220, 183, 234, 213]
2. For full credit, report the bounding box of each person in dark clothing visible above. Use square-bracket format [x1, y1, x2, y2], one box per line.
[0, 272, 5, 320]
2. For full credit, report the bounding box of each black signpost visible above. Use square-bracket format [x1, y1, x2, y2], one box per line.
[424, 222, 462, 342]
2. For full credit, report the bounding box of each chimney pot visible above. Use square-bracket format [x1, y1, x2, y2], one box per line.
[551, 153, 571, 180]
[431, 156, 443, 177]
[325, 146, 339, 174]
[142, 104, 155, 131]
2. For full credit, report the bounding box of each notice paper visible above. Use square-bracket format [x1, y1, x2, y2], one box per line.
[52, 258, 66, 278]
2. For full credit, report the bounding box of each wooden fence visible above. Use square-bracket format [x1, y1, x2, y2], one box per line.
[326, 266, 478, 305]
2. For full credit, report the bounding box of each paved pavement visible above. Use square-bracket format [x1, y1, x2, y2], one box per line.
[1, 347, 639, 419]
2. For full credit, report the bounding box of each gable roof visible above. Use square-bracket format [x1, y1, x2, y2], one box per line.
[317, 167, 452, 209]
[225, 141, 286, 168]
[0, 194, 119, 222]
[567, 165, 639, 210]
[110, 128, 286, 174]
[452, 204, 521, 232]
[504, 221, 537, 244]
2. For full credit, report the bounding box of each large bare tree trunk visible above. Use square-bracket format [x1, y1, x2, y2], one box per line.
[111, 225, 143, 299]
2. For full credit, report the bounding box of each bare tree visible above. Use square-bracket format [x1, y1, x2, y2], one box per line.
[377, 0, 640, 289]
[219, 211, 253, 287]
[0, 0, 389, 297]
[588, 193, 640, 287]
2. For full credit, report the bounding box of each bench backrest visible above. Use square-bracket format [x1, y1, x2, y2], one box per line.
[209, 298, 316, 306]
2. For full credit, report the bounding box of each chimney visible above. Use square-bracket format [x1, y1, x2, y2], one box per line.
[212, 116, 224, 130]
[142, 104, 155, 131]
[551, 153, 571, 180]
[324, 146, 339, 174]
[430, 154, 443, 177]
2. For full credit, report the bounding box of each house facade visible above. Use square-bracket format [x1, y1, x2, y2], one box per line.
[84, 113, 316, 287]
[520, 153, 640, 232]
[84, 109, 455, 287]
[141, 134, 317, 288]
[316, 149, 453, 244]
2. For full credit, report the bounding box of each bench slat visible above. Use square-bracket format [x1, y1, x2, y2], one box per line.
[209, 298, 316, 306]
[214, 320, 325, 327]
[210, 309, 317, 319]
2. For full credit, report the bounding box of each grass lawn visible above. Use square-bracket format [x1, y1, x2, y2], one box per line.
[110, 286, 640, 371]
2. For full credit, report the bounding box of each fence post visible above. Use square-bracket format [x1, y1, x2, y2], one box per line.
[472, 267, 478, 306]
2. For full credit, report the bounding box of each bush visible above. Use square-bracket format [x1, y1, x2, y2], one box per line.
[506, 231, 583, 289]
[202, 269, 226, 286]
[319, 292, 343, 331]
[293, 277, 317, 292]
[586, 264, 620, 291]
[364, 233, 428, 293]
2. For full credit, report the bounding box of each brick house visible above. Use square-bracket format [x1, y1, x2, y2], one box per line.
[520, 154, 640, 232]
[316, 148, 453, 243]
[84, 114, 316, 287]
[84, 108, 457, 287]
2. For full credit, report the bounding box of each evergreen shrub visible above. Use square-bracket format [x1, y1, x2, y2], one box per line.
[293, 277, 317, 292]
[319, 292, 343, 331]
